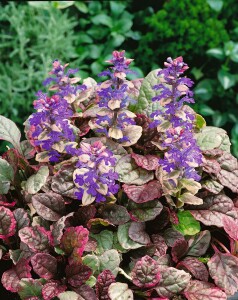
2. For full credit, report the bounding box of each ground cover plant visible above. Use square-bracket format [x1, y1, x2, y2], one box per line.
[0, 51, 238, 299]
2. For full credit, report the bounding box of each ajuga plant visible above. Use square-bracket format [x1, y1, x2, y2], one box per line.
[1, 51, 238, 300]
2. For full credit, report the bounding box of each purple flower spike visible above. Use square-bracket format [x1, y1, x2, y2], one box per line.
[151, 56, 202, 181]
[73, 141, 119, 205]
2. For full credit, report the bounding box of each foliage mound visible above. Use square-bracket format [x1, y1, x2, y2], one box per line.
[0, 51, 238, 300]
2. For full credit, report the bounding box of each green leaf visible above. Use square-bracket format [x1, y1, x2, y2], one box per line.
[110, 2, 126, 17]
[195, 114, 206, 129]
[25, 166, 49, 194]
[0, 158, 14, 194]
[85, 275, 96, 287]
[83, 254, 100, 274]
[173, 211, 201, 236]
[117, 223, 143, 250]
[88, 1, 102, 14]
[199, 104, 215, 116]
[0, 115, 22, 154]
[111, 33, 125, 47]
[196, 126, 231, 152]
[134, 69, 164, 113]
[218, 69, 236, 90]
[28, 1, 52, 9]
[115, 154, 154, 185]
[224, 41, 234, 56]
[90, 230, 114, 255]
[58, 291, 82, 300]
[18, 278, 43, 299]
[74, 1, 88, 13]
[206, 48, 224, 60]
[194, 79, 213, 101]
[206, 0, 223, 12]
[230, 43, 238, 63]
[53, 1, 75, 9]
[99, 249, 121, 276]
[212, 113, 227, 127]
[91, 14, 112, 27]
[108, 283, 133, 300]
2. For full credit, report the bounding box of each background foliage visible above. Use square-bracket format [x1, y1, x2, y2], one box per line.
[0, 0, 238, 155]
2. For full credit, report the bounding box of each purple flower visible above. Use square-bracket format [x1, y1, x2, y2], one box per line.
[151, 57, 202, 181]
[73, 141, 119, 204]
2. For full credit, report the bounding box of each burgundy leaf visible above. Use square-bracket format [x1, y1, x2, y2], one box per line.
[131, 255, 161, 288]
[13, 208, 30, 230]
[207, 251, 238, 295]
[19, 226, 51, 252]
[129, 200, 163, 222]
[96, 270, 115, 300]
[186, 230, 211, 257]
[1, 259, 31, 292]
[60, 226, 89, 256]
[0, 195, 16, 207]
[202, 157, 221, 175]
[123, 180, 162, 203]
[74, 205, 96, 226]
[66, 262, 92, 287]
[51, 213, 74, 246]
[177, 257, 209, 281]
[190, 194, 237, 227]
[32, 192, 65, 221]
[217, 169, 238, 193]
[129, 222, 151, 245]
[0, 206, 16, 238]
[31, 253, 57, 280]
[84, 237, 97, 252]
[102, 204, 130, 225]
[51, 164, 78, 199]
[184, 280, 227, 300]
[171, 239, 188, 263]
[223, 215, 238, 240]
[131, 152, 159, 170]
[154, 267, 191, 298]
[73, 284, 98, 300]
[42, 280, 66, 300]
[163, 228, 184, 247]
[151, 235, 168, 257]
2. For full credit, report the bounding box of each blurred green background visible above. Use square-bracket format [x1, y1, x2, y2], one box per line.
[1, 0, 238, 155]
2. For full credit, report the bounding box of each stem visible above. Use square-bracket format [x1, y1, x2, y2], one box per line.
[118, 267, 132, 281]
[212, 237, 230, 254]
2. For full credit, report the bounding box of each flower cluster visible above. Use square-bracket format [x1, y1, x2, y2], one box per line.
[28, 61, 85, 162]
[72, 141, 119, 204]
[151, 57, 202, 181]
[91, 51, 138, 143]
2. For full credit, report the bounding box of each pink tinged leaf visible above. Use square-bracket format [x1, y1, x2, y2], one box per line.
[155, 267, 191, 298]
[60, 226, 89, 256]
[51, 164, 78, 199]
[207, 252, 238, 295]
[186, 230, 211, 257]
[96, 270, 116, 300]
[13, 208, 30, 230]
[32, 192, 65, 221]
[151, 235, 168, 257]
[0, 206, 16, 238]
[183, 280, 227, 300]
[18, 226, 50, 252]
[51, 212, 74, 246]
[171, 239, 188, 263]
[190, 194, 237, 227]
[30, 253, 57, 280]
[66, 262, 92, 287]
[131, 153, 159, 170]
[42, 280, 66, 300]
[128, 222, 151, 245]
[0, 195, 16, 207]
[177, 257, 209, 282]
[163, 228, 184, 247]
[1, 259, 31, 292]
[123, 180, 162, 203]
[223, 215, 238, 240]
[102, 204, 130, 225]
[131, 255, 161, 288]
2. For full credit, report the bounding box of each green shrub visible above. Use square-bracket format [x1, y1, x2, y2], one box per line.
[136, 0, 229, 72]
